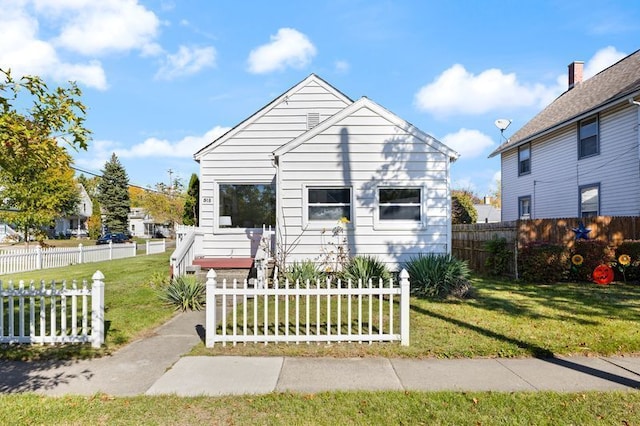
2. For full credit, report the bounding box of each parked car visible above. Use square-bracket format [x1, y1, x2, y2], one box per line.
[96, 233, 131, 245]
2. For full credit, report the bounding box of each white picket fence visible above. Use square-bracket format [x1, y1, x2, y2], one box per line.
[0, 240, 166, 275]
[205, 269, 410, 347]
[0, 271, 105, 348]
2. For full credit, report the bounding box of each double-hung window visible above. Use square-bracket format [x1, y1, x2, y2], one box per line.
[579, 116, 599, 158]
[579, 184, 599, 218]
[378, 188, 421, 221]
[307, 187, 351, 221]
[518, 196, 531, 219]
[518, 144, 531, 175]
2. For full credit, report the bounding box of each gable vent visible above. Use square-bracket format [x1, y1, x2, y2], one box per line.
[307, 112, 320, 130]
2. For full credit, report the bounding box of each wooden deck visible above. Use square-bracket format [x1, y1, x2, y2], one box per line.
[193, 257, 254, 269]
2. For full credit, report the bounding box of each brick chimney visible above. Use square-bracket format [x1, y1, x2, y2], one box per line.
[568, 61, 584, 90]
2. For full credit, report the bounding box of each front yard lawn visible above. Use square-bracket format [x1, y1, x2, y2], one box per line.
[191, 276, 640, 358]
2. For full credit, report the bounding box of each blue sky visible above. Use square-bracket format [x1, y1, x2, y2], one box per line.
[2, 0, 640, 196]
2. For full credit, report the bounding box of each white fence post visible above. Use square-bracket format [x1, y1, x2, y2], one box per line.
[78, 244, 84, 264]
[36, 246, 42, 270]
[132, 241, 137, 256]
[205, 269, 217, 347]
[146, 240, 150, 255]
[399, 269, 410, 346]
[108, 241, 113, 260]
[91, 270, 105, 348]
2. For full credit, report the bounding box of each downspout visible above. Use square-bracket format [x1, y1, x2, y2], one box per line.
[270, 153, 282, 265]
[446, 156, 453, 255]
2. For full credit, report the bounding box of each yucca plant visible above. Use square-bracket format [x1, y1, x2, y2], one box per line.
[159, 275, 206, 311]
[340, 255, 392, 285]
[403, 253, 473, 299]
[283, 260, 325, 285]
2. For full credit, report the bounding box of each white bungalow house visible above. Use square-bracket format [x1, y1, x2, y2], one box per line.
[174, 74, 458, 275]
[490, 49, 640, 221]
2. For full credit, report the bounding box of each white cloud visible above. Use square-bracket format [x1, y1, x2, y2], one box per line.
[335, 60, 350, 73]
[415, 64, 552, 117]
[117, 126, 230, 159]
[35, 0, 162, 56]
[441, 128, 495, 159]
[583, 46, 626, 79]
[0, 2, 108, 89]
[247, 28, 317, 74]
[155, 45, 216, 80]
[415, 46, 628, 118]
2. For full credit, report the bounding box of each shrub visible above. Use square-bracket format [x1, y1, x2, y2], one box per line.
[614, 240, 640, 283]
[484, 236, 511, 276]
[159, 275, 205, 311]
[569, 240, 614, 282]
[452, 192, 478, 224]
[340, 255, 392, 285]
[518, 242, 567, 283]
[403, 253, 473, 299]
[284, 260, 325, 284]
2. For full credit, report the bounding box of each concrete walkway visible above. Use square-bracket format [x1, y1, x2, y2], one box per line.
[1, 311, 640, 396]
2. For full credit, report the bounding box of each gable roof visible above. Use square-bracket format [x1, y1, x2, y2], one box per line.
[489, 49, 640, 158]
[273, 96, 459, 161]
[194, 74, 353, 161]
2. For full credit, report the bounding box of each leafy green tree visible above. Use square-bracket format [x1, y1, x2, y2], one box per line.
[452, 190, 478, 224]
[138, 183, 185, 233]
[97, 153, 130, 234]
[0, 70, 90, 242]
[182, 173, 199, 226]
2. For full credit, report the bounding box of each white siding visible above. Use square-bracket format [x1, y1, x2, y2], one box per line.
[501, 104, 640, 220]
[198, 79, 351, 257]
[278, 106, 451, 268]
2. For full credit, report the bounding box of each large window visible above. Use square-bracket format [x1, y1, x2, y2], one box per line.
[518, 196, 531, 219]
[579, 115, 599, 158]
[378, 188, 421, 221]
[219, 183, 275, 228]
[580, 184, 599, 218]
[518, 144, 531, 175]
[307, 187, 351, 221]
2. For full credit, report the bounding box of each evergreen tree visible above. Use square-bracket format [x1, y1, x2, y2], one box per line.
[97, 153, 130, 234]
[182, 173, 200, 226]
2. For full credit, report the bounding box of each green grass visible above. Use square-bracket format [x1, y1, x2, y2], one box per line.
[1, 391, 639, 425]
[0, 253, 174, 360]
[191, 276, 640, 358]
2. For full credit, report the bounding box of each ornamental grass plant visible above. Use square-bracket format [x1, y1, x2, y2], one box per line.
[403, 253, 473, 299]
[339, 255, 392, 285]
[159, 274, 206, 311]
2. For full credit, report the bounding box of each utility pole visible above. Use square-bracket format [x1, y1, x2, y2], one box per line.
[167, 169, 173, 194]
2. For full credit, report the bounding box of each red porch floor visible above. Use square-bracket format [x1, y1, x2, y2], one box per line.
[192, 257, 254, 269]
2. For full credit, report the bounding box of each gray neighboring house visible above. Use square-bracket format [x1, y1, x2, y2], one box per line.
[490, 49, 640, 221]
[474, 198, 501, 223]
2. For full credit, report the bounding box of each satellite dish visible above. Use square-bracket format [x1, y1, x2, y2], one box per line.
[494, 119, 512, 131]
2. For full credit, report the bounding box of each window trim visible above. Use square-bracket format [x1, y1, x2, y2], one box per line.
[578, 115, 599, 159]
[518, 195, 532, 219]
[303, 186, 353, 229]
[579, 183, 600, 218]
[214, 181, 276, 233]
[374, 186, 425, 230]
[518, 143, 531, 176]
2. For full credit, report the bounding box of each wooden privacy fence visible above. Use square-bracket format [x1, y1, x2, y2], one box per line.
[205, 269, 410, 347]
[0, 240, 166, 275]
[453, 216, 640, 275]
[0, 270, 105, 348]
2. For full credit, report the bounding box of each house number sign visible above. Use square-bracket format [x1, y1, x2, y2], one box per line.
[201, 197, 213, 204]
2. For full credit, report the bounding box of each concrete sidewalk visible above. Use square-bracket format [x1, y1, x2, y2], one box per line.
[1, 310, 640, 396]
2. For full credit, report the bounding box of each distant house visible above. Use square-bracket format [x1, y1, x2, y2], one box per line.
[128, 207, 169, 238]
[190, 74, 459, 269]
[52, 184, 93, 238]
[474, 198, 501, 223]
[490, 49, 640, 221]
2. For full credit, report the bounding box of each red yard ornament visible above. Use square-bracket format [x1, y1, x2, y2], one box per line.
[592, 264, 614, 285]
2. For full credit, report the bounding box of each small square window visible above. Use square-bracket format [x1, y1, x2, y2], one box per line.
[379, 188, 421, 221]
[518, 144, 531, 175]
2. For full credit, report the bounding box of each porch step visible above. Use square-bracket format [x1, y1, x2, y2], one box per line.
[193, 257, 254, 269]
